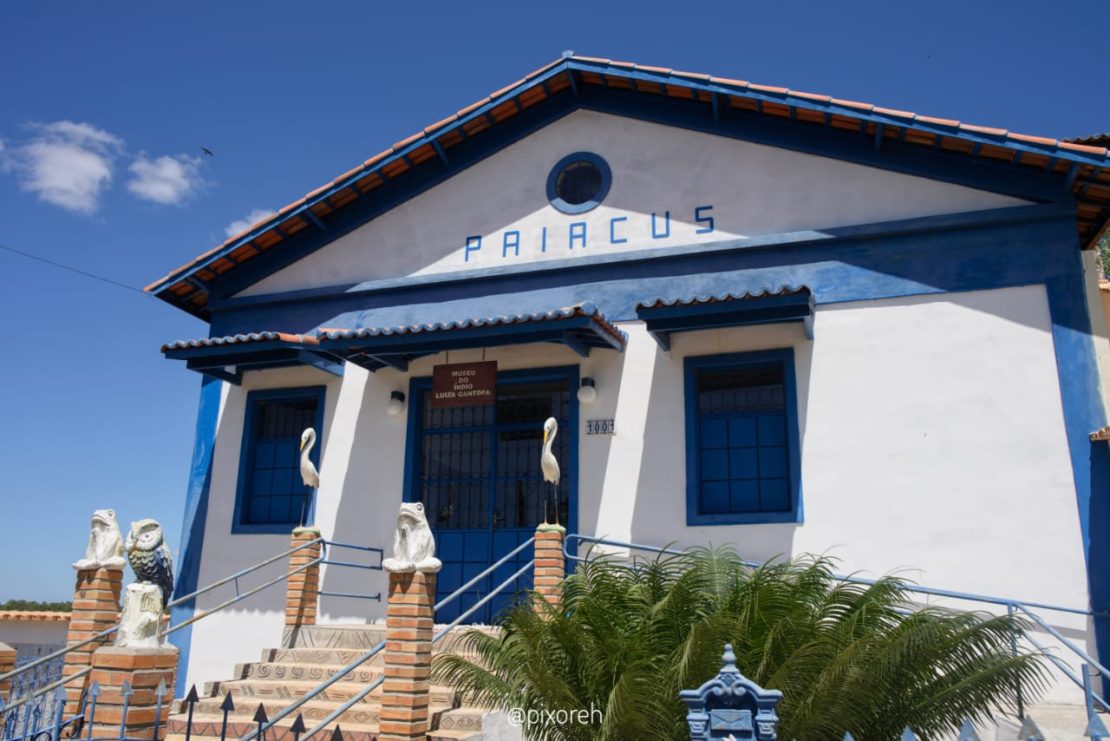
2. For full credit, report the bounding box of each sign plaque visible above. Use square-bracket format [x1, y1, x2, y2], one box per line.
[431, 361, 497, 408]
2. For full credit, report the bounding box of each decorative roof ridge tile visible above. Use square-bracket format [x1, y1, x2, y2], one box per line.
[161, 331, 318, 352]
[636, 286, 811, 310]
[317, 302, 622, 343]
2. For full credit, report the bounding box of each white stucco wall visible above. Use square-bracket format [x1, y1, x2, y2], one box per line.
[0, 620, 68, 654]
[183, 284, 1090, 703]
[240, 110, 1026, 297]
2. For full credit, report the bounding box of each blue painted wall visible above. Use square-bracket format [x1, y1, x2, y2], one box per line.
[168, 375, 222, 696]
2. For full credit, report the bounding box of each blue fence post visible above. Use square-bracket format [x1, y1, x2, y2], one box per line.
[680, 644, 783, 740]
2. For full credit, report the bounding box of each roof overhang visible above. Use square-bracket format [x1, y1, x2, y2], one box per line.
[635, 287, 814, 351]
[161, 304, 625, 383]
[146, 55, 1110, 320]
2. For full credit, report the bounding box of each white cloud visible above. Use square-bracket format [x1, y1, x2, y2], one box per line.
[4, 121, 123, 214]
[127, 153, 204, 205]
[225, 208, 277, 238]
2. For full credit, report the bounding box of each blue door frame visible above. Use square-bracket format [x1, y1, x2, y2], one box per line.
[403, 364, 579, 623]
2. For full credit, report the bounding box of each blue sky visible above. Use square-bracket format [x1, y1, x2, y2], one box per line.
[1, 0, 1107, 601]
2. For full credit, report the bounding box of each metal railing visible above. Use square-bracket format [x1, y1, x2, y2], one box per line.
[316, 540, 384, 602]
[0, 537, 327, 698]
[564, 533, 1109, 716]
[246, 536, 536, 741]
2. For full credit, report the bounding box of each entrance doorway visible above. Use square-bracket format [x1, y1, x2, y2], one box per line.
[405, 366, 577, 623]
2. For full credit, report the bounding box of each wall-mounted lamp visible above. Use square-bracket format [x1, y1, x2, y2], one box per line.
[577, 377, 597, 405]
[387, 390, 406, 416]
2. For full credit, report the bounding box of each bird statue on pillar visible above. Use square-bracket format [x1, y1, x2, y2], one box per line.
[541, 417, 561, 525]
[299, 427, 320, 527]
[125, 519, 174, 609]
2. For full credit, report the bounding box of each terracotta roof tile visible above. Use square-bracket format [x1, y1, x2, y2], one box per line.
[1060, 141, 1108, 155]
[960, 124, 1008, 137]
[0, 611, 70, 622]
[748, 83, 789, 95]
[915, 115, 960, 128]
[1008, 133, 1057, 147]
[872, 106, 915, 119]
[830, 98, 874, 111]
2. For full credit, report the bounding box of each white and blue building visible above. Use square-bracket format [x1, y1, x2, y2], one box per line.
[147, 55, 1110, 700]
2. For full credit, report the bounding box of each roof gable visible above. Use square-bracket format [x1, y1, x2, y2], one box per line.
[239, 110, 1027, 298]
[147, 54, 1110, 319]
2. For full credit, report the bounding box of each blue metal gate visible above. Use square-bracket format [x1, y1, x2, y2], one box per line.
[405, 365, 577, 623]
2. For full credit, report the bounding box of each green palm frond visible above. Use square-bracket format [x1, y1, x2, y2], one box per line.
[432, 549, 1044, 740]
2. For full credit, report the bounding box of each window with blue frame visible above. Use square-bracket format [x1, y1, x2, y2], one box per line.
[234, 387, 325, 533]
[685, 350, 801, 525]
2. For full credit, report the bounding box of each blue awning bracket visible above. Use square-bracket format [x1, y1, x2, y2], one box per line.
[635, 287, 815, 352]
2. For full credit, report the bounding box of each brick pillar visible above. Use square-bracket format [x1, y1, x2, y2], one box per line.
[284, 527, 322, 647]
[534, 524, 566, 614]
[379, 569, 437, 741]
[0, 641, 16, 701]
[64, 568, 123, 714]
[87, 646, 177, 740]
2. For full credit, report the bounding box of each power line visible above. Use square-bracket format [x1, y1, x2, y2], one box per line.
[0, 241, 149, 296]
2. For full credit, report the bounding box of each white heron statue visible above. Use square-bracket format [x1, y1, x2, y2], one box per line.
[541, 417, 561, 524]
[299, 427, 320, 526]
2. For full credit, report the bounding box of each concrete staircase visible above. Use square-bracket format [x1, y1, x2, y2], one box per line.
[166, 624, 502, 741]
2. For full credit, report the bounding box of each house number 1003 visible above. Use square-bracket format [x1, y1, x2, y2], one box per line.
[586, 419, 615, 435]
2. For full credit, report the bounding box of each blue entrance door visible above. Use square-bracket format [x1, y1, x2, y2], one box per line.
[407, 366, 576, 624]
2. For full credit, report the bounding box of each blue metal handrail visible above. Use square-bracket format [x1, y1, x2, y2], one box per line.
[564, 534, 1095, 616]
[316, 539, 385, 602]
[564, 533, 1107, 711]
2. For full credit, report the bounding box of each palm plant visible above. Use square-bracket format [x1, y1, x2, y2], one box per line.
[432, 547, 1046, 740]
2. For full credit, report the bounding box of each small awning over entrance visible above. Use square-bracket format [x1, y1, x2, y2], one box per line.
[162, 303, 626, 382]
[635, 287, 814, 351]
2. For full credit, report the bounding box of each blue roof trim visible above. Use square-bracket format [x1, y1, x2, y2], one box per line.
[636, 286, 815, 350]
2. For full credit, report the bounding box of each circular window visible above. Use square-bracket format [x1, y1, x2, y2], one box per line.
[547, 152, 611, 214]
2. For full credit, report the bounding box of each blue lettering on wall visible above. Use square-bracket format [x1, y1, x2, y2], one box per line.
[610, 216, 628, 244]
[464, 235, 482, 262]
[461, 205, 716, 263]
[569, 222, 587, 249]
[695, 205, 715, 234]
[651, 211, 671, 239]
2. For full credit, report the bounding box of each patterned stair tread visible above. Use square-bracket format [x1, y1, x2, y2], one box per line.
[238, 662, 383, 684]
[289, 625, 387, 650]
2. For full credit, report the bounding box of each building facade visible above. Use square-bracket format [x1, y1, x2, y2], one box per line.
[148, 55, 1110, 699]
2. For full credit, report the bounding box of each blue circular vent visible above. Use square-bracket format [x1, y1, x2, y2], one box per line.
[547, 152, 611, 214]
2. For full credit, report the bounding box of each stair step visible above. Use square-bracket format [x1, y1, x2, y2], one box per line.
[262, 646, 484, 668]
[199, 678, 458, 707]
[166, 714, 381, 741]
[290, 625, 386, 650]
[238, 662, 383, 684]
